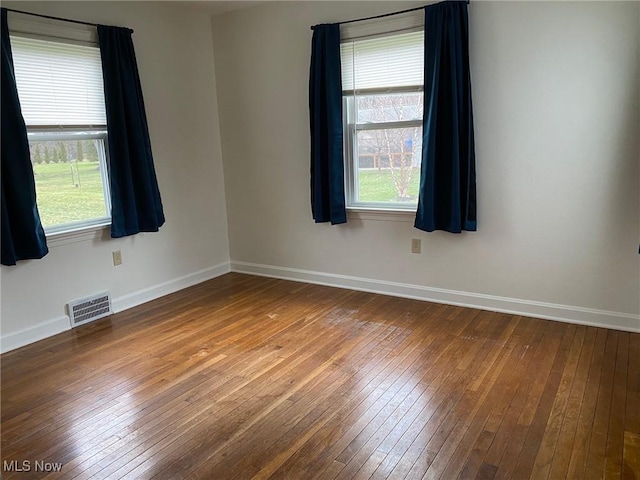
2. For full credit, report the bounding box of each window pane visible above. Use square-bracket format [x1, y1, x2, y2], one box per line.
[29, 137, 109, 228]
[356, 92, 423, 124]
[356, 127, 422, 204]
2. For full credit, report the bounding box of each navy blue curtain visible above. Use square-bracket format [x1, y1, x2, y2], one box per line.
[1, 8, 49, 266]
[415, 1, 476, 233]
[98, 25, 165, 238]
[309, 23, 346, 225]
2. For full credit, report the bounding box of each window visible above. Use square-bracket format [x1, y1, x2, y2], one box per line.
[10, 33, 110, 234]
[341, 29, 424, 210]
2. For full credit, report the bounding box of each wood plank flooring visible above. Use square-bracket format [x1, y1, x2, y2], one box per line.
[1, 273, 638, 479]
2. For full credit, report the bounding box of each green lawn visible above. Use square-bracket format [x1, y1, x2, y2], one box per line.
[32, 163, 417, 228]
[357, 169, 420, 203]
[32, 161, 108, 227]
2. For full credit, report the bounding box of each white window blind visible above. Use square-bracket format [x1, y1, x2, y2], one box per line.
[341, 30, 424, 92]
[11, 35, 106, 127]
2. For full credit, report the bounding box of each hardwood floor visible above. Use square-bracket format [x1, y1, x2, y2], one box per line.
[1, 273, 638, 479]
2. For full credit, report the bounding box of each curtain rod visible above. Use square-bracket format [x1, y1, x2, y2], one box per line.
[310, 0, 468, 31]
[3, 7, 133, 33]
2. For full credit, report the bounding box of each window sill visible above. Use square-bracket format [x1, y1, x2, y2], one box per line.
[46, 222, 110, 247]
[347, 207, 416, 222]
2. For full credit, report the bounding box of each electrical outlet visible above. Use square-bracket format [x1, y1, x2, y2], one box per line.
[112, 250, 122, 266]
[411, 238, 421, 254]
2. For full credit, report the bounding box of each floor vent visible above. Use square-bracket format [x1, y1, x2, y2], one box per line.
[67, 292, 112, 328]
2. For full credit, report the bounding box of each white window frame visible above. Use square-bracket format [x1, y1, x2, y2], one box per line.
[7, 12, 112, 240]
[343, 86, 423, 212]
[340, 11, 425, 220]
[27, 128, 111, 235]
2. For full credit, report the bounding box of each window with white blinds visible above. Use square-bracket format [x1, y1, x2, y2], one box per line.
[341, 29, 425, 210]
[8, 29, 111, 234]
[11, 35, 106, 127]
[341, 30, 424, 93]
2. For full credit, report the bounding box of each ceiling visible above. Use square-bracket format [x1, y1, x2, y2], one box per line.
[179, 1, 265, 16]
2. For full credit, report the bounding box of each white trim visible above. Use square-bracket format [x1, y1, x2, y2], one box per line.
[230, 261, 640, 333]
[5, 259, 635, 354]
[46, 223, 110, 247]
[0, 262, 231, 353]
[111, 262, 230, 313]
[0, 315, 69, 354]
[347, 208, 415, 222]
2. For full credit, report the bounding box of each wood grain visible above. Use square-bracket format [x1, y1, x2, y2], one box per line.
[0, 273, 637, 479]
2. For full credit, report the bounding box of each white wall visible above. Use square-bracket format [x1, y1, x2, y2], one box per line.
[2, 1, 637, 352]
[213, 1, 640, 330]
[0, 1, 230, 351]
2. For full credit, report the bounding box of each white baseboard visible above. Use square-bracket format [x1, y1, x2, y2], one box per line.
[0, 316, 69, 354]
[111, 262, 230, 313]
[4, 259, 636, 354]
[231, 261, 640, 333]
[1, 262, 230, 354]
